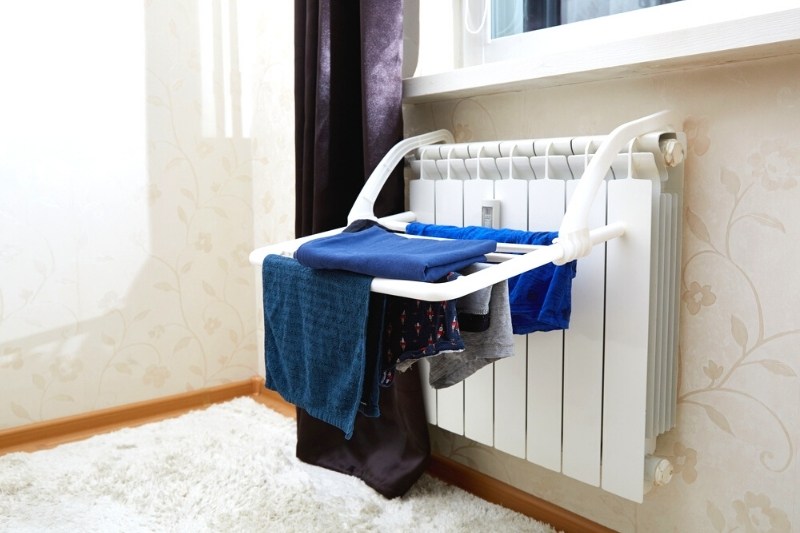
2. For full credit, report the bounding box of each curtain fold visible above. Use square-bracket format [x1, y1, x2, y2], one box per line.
[294, 0, 405, 238]
[292, 0, 430, 499]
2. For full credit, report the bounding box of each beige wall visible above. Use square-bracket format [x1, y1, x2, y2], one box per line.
[404, 54, 800, 532]
[0, 0, 294, 429]
[2, 4, 798, 531]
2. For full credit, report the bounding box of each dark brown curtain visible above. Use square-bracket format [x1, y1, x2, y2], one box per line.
[294, 0, 405, 237]
[292, 0, 430, 499]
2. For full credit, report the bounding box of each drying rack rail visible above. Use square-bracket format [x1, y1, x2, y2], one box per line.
[249, 110, 680, 302]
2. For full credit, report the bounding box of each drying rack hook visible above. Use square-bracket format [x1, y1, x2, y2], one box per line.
[556, 109, 677, 264]
[347, 129, 454, 224]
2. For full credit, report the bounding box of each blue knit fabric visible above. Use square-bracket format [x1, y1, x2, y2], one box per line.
[262, 254, 373, 439]
[295, 224, 495, 282]
[405, 223, 577, 334]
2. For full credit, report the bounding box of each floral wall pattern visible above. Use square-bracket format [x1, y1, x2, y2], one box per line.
[2, 4, 797, 531]
[0, 0, 294, 429]
[404, 55, 800, 531]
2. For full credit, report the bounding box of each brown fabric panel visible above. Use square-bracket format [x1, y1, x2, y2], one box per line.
[295, 365, 430, 499]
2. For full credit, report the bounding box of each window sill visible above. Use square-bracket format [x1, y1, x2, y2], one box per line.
[403, 8, 800, 104]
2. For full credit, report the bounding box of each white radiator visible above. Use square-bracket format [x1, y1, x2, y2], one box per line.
[250, 111, 686, 503]
[408, 129, 685, 503]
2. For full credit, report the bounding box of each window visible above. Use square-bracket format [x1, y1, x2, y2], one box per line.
[404, 0, 800, 100]
[460, 0, 800, 68]
[490, 0, 682, 38]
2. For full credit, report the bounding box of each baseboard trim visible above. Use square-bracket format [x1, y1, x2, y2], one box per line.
[0, 377, 263, 454]
[252, 385, 297, 419]
[1, 377, 607, 532]
[428, 453, 614, 533]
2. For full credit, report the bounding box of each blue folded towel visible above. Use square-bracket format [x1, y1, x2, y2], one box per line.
[295, 224, 496, 282]
[262, 254, 373, 439]
[405, 223, 577, 334]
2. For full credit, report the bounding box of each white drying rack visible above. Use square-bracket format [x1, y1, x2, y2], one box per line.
[249, 110, 680, 301]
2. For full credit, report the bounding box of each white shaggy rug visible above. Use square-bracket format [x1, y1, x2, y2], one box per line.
[0, 396, 556, 532]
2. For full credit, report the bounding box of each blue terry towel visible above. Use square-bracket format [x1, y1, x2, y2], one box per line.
[262, 254, 373, 439]
[295, 223, 496, 282]
[405, 223, 577, 334]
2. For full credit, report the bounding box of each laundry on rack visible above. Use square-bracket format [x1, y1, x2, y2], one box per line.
[405, 223, 577, 334]
[295, 219, 496, 282]
[375, 267, 515, 390]
[358, 294, 388, 418]
[454, 276, 493, 332]
[261, 254, 374, 439]
[428, 266, 515, 389]
[381, 272, 465, 385]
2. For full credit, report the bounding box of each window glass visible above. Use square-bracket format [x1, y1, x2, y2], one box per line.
[492, 0, 683, 38]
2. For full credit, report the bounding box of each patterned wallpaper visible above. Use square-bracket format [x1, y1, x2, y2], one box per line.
[404, 55, 800, 532]
[0, 0, 294, 429]
[2, 3, 797, 532]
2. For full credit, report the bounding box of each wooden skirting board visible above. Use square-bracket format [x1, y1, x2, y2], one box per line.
[0, 376, 609, 533]
[0, 377, 265, 453]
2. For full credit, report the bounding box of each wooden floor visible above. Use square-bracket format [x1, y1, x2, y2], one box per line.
[0, 377, 609, 533]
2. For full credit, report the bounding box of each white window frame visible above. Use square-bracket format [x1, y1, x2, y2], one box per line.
[405, 0, 800, 101]
[463, 0, 790, 67]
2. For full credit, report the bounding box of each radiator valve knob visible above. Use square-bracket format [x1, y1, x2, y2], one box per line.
[645, 455, 674, 486]
[660, 138, 684, 167]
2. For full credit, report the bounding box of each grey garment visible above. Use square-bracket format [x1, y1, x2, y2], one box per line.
[428, 277, 515, 389]
[394, 346, 463, 373]
[458, 280, 492, 316]
[455, 275, 493, 332]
